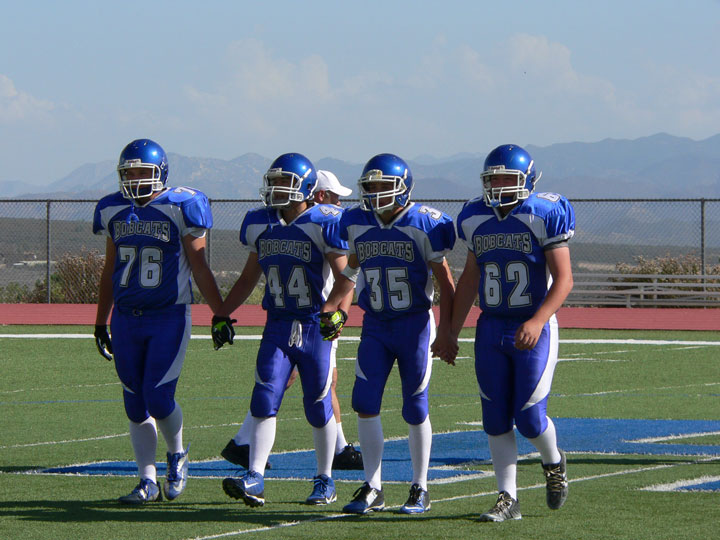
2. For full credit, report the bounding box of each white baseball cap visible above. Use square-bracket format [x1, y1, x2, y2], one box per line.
[316, 170, 353, 197]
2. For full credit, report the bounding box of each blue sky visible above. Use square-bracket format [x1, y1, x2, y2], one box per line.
[2, 0, 719, 185]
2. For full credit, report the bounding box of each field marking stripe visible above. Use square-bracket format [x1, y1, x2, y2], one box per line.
[3, 334, 720, 346]
[182, 456, 720, 540]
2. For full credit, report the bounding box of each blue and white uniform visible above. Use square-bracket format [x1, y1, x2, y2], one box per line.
[241, 204, 347, 427]
[93, 186, 212, 422]
[342, 202, 456, 424]
[457, 192, 575, 437]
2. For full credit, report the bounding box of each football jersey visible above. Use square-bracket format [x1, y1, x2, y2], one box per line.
[341, 202, 456, 321]
[241, 204, 348, 322]
[457, 192, 575, 318]
[93, 187, 212, 310]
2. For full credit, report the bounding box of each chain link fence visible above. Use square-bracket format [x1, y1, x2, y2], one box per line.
[2, 198, 720, 305]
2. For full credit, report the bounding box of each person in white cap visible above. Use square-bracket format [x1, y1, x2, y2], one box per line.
[314, 169, 353, 206]
[220, 169, 363, 471]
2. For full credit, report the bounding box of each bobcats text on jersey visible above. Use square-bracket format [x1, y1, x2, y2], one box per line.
[356, 240, 415, 263]
[473, 232, 532, 256]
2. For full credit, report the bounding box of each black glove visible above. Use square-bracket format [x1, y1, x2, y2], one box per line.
[94, 324, 113, 361]
[319, 309, 348, 341]
[212, 315, 237, 350]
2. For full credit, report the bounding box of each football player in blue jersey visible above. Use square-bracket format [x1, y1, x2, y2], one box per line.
[320, 153, 456, 515]
[93, 139, 225, 504]
[447, 144, 574, 522]
[219, 169, 363, 471]
[213, 154, 353, 507]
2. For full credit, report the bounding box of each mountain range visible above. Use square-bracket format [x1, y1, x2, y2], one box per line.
[3, 133, 720, 200]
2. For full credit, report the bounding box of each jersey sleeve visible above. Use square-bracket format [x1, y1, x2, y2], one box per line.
[239, 212, 254, 251]
[322, 213, 349, 253]
[456, 199, 480, 250]
[181, 190, 213, 235]
[239, 208, 272, 252]
[92, 202, 106, 236]
[541, 195, 575, 247]
[338, 210, 353, 255]
[92, 194, 120, 237]
[424, 212, 456, 263]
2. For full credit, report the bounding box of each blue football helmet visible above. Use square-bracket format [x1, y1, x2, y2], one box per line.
[481, 144, 541, 208]
[260, 153, 317, 207]
[358, 153, 413, 212]
[117, 139, 169, 201]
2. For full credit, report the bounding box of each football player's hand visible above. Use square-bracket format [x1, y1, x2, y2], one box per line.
[431, 331, 458, 366]
[212, 315, 236, 350]
[514, 318, 543, 350]
[319, 309, 347, 341]
[94, 324, 113, 361]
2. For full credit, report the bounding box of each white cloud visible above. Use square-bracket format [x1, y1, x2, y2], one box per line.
[221, 38, 331, 104]
[0, 74, 54, 122]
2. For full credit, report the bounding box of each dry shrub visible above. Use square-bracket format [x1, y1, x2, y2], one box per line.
[55, 249, 105, 303]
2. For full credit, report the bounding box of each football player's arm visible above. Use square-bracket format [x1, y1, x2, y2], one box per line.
[514, 245, 573, 350]
[95, 237, 115, 325]
[217, 251, 263, 317]
[429, 258, 456, 365]
[183, 233, 223, 314]
[327, 252, 354, 314]
[94, 237, 115, 361]
[448, 249, 481, 351]
[321, 253, 358, 313]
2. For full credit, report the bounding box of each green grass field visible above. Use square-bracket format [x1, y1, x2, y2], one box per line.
[1, 325, 719, 539]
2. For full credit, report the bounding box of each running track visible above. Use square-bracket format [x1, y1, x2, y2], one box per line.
[2, 304, 719, 330]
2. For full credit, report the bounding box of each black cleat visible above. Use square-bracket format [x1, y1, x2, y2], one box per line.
[343, 482, 385, 514]
[332, 444, 364, 470]
[478, 491, 521, 522]
[543, 448, 569, 510]
[220, 440, 271, 469]
[399, 483, 431, 514]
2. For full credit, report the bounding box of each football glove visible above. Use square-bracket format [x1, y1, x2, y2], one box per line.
[212, 315, 236, 350]
[94, 324, 113, 361]
[319, 309, 348, 341]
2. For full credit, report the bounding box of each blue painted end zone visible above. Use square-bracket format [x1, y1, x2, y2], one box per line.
[43, 418, 720, 483]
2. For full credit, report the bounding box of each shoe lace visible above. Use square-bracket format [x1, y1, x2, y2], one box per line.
[351, 483, 371, 501]
[544, 464, 567, 489]
[493, 493, 513, 513]
[137, 479, 154, 496]
[406, 485, 422, 505]
[348, 445, 362, 464]
[167, 454, 181, 482]
[313, 477, 329, 496]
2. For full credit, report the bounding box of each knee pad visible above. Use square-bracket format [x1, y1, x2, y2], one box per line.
[303, 394, 333, 428]
[250, 383, 279, 418]
[144, 383, 177, 420]
[515, 408, 547, 439]
[401, 393, 429, 425]
[123, 390, 149, 424]
[352, 378, 383, 417]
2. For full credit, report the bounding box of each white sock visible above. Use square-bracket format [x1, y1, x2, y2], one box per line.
[313, 416, 337, 477]
[249, 416, 276, 476]
[488, 430, 518, 499]
[335, 421, 349, 454]
[408, 416, 432, 490]
[129, 417, 158, 483]
[233, 410, 254, 445]
[528, 417, 562, 465]
[357, 415, 384, 490]
[156, 401, 184, 454]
